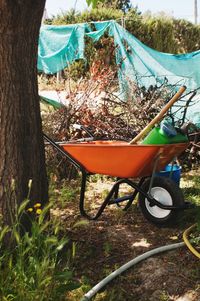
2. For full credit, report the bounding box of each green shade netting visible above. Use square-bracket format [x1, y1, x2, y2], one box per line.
[38, 20, 200, 125]
[38, 24, 86, 74]
[38, 22, 110, 74]
[111, 21, 200, 91]
[38, 20, 200, 91]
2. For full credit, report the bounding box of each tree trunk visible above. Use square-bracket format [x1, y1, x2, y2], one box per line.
[0, 1, 48, 225]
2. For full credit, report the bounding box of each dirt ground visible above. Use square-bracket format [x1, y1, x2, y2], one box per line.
[52, 178, 200, 301]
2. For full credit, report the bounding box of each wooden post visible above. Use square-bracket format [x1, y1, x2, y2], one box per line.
[194, 0, 198, 24]
[56, 70, 62, 83]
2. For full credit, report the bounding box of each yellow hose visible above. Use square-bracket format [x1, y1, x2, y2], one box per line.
[183, 223, 200, 259]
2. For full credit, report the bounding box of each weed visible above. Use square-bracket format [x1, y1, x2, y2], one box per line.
[103, 241, 113, 257]
[181, 172, 200, 231]
[0, 200, 79, 301]
[49, 178, 80, 209]
[190, 264, 200, 281]
[159, 291, 170, 301]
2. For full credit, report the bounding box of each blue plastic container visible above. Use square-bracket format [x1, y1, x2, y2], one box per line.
[160, 121, 177, 137]
[156, 164, 181, 186]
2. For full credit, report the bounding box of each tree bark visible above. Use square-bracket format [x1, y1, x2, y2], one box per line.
[0, 0, 48, 225]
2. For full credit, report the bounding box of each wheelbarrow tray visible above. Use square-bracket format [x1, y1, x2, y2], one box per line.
[62, 141, 188, 178]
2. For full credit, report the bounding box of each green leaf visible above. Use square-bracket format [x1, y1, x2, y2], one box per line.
[72, 220, 89, 228]
[38, 220, 51, 234]
[13, 228, 20, 244]
[56, 238, 69, 251]
[38, 203, 51, 225]
[57, 281, 81, 293]
[17, 199, 30, 216]
[92, 0, 98, 8]
[54, 224, 60, 236]
[0, 226, 9, 242]
[8, 255, 13, 270]
[86, 0, 92, 6]
[55, 270, 73, 280]
[86, 0, 102, 8]
[45, 236, 58, 245]
[40, 276, 53, 287]
[72, 242, 76, 258]
[3, 294, 15, 301]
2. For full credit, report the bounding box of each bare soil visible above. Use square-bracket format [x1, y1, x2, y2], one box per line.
[52, 178, 200, 301]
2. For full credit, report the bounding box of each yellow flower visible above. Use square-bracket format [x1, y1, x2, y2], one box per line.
[27, 208, 33, 213]
[36, 208, 42, 215]
[34, 203, 41, 208]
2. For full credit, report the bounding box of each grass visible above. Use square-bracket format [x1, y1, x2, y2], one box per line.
[49, 178, 80, 209]
[1, 170, 200, 301]
[180, 171, 200, 229]
[0, 201, 79, 301]
[181, 171, 200, 205]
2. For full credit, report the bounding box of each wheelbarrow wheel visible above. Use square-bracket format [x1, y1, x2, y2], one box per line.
[138, 176, 184, 225]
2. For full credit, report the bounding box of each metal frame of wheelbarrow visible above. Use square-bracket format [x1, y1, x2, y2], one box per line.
[44, 133, 192, 221]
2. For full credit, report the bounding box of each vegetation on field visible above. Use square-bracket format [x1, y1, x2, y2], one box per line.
[1, 0, 200, 300]
[0, 199, 79, 301]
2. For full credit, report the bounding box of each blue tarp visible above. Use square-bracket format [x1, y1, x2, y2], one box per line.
[38, 20, 200, 124]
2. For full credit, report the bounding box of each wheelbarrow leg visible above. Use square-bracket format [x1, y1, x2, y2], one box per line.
[123, 178, 145, 211]
[79, 171, 116, 220]
[79, 174, 141, 220]
[113, 178, 145, 211]
[79, 170, 88, 218]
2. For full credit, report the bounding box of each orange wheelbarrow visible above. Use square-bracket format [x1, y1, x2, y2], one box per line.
[44, 133, 192, 225]
[44, 86, 193, 225]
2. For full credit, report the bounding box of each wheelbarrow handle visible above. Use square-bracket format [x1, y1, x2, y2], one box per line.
[129, 86, 186, 145]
